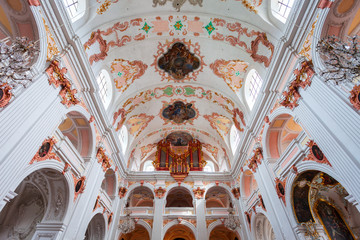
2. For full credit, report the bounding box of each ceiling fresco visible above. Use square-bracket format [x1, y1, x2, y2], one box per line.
[210, 59, 249, 92]
[95, 0, 264, 16]
[78, 0, 282, 171]
[157, 42, 201, 80]
[204, 112, 232, 141]
[161, 100, 197, 124]
[126, 113, 154, 138]
[165, 131, 193, 146]
[113, 85, 237, 117]
[110, 58, 147, 93]
[153, 38, 205, 82]
[83, 15, 275, 67]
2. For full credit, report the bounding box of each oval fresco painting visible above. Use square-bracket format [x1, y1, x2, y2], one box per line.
[166, 131, 193, 146]
[75, 180, 83, 192]
[158, 42, 200, 80]
[162, 101, 196, 124]
[311, 145, 324, 161]
[38, 142, 51, 157]
[277, 182, 285, 196]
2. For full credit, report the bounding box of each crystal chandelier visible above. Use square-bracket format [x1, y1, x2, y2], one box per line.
[224, 207, 241, 231]
[118, 211, 135, 234]
[316, 35, 360, 85]
[0, 37, 39, 88]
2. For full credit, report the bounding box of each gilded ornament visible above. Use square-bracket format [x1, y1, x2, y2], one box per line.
[96, 0, 119, 15]
[42, 18, 59, 61]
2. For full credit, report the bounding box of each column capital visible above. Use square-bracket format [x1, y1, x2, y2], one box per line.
[155, 187, 167, 198]
[193, 187, 205, 199]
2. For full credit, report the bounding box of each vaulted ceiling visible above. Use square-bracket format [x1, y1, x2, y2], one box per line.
[77, 0, 285, 171]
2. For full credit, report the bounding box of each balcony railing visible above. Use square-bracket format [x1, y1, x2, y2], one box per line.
[164, 207, 194, 216]
[125, 207, 154, 217]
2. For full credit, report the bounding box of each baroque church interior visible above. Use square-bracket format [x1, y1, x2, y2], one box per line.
[1, 0, 360, 239]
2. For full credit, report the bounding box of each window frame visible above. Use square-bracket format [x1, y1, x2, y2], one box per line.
[245, 69, 264, 110]
[96, 69, 112, 109]
[62, 0, 86, 22]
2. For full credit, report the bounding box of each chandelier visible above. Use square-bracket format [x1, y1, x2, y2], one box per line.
[118, 211, 135, 234]
[224, 207, 241, 231]
[316, 35, 360, 85]
[0, 37, 38, 88]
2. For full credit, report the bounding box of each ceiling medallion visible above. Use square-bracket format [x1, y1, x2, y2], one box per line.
[162, 100, 196, 124]
[157, 42, 200, 80]
[153, 0, 203, 12]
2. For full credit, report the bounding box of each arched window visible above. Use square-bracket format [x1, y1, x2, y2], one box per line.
[63, 0, 78, 18]
[119, 125, 128, 154]
[277, 0, 295, 19]
[245, 69, 263, 110]
[272, 0, 295, 23]
[63, 0, 86, 22]
[96, 69, 112, 109]
[230, 125, 240, 155]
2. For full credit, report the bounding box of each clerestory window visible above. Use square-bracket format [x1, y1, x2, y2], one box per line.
[277, 0, 295, 19]
[62, 0, 85, 22]
[96, 69, 112, 109]
[245, 69, 263, 110]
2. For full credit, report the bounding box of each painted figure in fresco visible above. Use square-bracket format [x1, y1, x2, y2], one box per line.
[311, 145, 324, 160]
[320, 173, 338, 186]
[293, 180, 314, 223]
[316, 200, 355, 240]
[175, 138, 184, 146]
[38, 142, 50, 157]
[162, 101, 196, 124]
[158, 42, 200, 80]
[277, 182, 285, 196]
[75, 180, 83, 192]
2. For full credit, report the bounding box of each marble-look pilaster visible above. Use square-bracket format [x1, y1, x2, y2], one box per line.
[152, 197, 165, 239]
[253, 163, 298, 240]
[195, 198, 207, 240]
[64, 159, 105, 239]
[295, 76, 360, 203]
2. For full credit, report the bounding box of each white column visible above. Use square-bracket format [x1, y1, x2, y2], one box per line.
[195, 198, 206, 240]
[236, 198, 252, 240]
[254, 163, 298, 240]
[63, 159, 104, 239]
[295, 76, 360, 203]
[107, 197, 123, 240]
[152, 197, 165, 240]
[0, 74, 67, 204]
